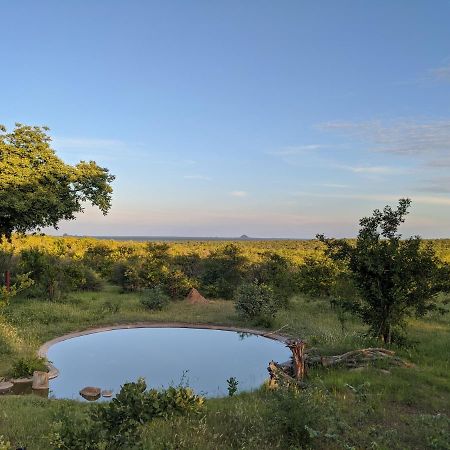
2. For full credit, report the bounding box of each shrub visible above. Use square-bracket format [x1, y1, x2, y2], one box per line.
[140, 286, 170, 310]
[50, 378, 204, 450]
[18, 248, 67, 300]
[10, 355, 48, 378]
[234, 281, 279, 322]
[165, 269, 192, 299]
[201, 244, 246, 299]
[250, 252, 296, 307]
[64, 260, 104, 291]
[296, 256, 339, 299]
[111, 260, 143, 292]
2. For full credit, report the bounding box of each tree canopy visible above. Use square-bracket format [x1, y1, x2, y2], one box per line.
[318, 199, 450, 343]
[0, 123, 115, 240]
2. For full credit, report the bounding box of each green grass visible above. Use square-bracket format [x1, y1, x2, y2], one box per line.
[0, 287, 449, 449]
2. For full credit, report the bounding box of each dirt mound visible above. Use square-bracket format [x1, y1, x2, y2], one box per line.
[186, 288, 208, 304]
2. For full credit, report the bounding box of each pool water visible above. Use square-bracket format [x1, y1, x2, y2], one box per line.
[46, 327, 291, 400]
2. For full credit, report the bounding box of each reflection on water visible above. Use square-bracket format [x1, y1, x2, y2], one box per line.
[10, 381, 49, 398]
[47, 328, 290, 400]
[237, 332, 253, 340]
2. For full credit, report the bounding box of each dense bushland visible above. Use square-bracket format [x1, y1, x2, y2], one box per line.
[2, 227, 450, 340]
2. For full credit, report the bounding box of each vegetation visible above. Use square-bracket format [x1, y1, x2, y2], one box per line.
[234, 281, 279, 325]
[0, 200, 449, 448]
[140, 286, 170, 311]
[319, 199, 450, 343]
[0, 286, 448, 448]
[10, 355, 48, 378]
[0, 123, 114, 241]
[50, 378, 204, 449]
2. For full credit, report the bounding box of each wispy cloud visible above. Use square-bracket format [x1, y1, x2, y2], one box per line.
[230, 191, 248, 197]
[419, 176, 450, 194]
[293, 192, 450, 206]
[339, 165, 406, 175]
[268, 144, 325, 156]
[318, 119, 450, 157]
[183, 175, 212, 181]
[319, 183, 350, 189]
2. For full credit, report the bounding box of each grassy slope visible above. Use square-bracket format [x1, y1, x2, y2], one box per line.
[0, 287, 449, 449]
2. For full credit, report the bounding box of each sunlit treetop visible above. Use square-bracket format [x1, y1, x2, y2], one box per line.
[0, 123, 115, 240]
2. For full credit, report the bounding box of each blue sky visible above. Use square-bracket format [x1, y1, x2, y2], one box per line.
[2, 0, 450, 237]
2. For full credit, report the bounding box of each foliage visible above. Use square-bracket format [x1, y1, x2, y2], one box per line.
[10, 355, 48, 378]
[0, 123, 114, 241]
[140, 286, 170, 310]
[296, 256, 339, 299]
[0, 273, 33, 311]
[0, 290, 449, 449]
[266, 386, 340, 449]
[318, 199, 450, 343]
[18, 248, 102, 300]
[234, 281, 279, 323]
[201, 244, 246, 299]
[250, 252, 296, 306]
[226, 377, 239, 397]
[50, 378, 204, 450]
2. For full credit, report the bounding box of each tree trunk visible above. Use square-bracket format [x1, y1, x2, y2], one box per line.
[287, 340, 306, 381]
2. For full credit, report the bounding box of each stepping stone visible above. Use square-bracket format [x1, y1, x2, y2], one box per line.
[102, 389, 113, 397]
[79, 386, 101, 400]
[0, 381, 13, 393]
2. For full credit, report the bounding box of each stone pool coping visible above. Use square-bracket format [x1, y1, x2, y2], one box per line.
[38, 322, 290, 380]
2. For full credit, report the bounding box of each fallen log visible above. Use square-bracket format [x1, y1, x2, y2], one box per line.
[268, 344, 413, 387]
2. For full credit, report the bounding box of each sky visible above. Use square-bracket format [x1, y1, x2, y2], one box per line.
[1, 0, 450, 238]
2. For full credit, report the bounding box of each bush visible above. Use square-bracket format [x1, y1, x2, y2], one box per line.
[296, 256, 339, 299]
[201, 244, 246, 299]
[50, 378, 204, 450]
[266, 386, 338, 449]
[234, 281, 279, 322]
[165, 269, 193, 299]
[140, 286, 170, 310]
[10, 355, 48, 378]
[64, 260, 104, 291]
[250, 252, 296, 307]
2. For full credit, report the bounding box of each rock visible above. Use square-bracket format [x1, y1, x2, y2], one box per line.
[102, 389, 113, 397]
[0, 381, 13, 393]
[32, 371, 49, 390]
[80, 386, 101, 400]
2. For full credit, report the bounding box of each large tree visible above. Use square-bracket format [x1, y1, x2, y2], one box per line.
[0, 123, 115, 287]
[318, 199, 449, 343]
[0, 123, 115, 240]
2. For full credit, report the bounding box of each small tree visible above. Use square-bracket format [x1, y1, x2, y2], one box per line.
[318, 199, 450, 343]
